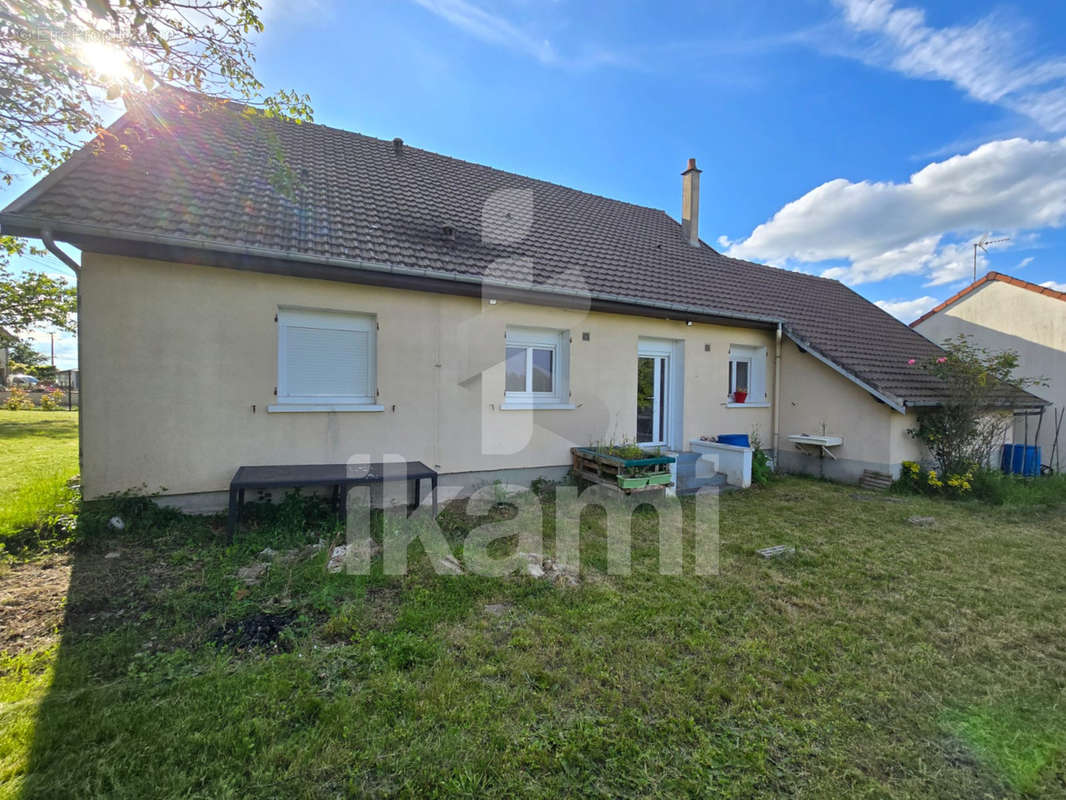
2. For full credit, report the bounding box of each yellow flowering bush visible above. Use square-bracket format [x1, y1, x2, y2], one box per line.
[895, 461, 972, 498]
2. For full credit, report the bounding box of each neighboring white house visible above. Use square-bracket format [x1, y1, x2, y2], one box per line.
[0, 92, 1045, 508]
[912, 272, 1066, 472]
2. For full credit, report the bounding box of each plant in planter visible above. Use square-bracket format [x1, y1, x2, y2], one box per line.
[573, 439, 674, 490]
[733, 386, 748, 403]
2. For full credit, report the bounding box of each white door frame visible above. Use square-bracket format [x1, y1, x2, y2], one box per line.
[637, 338, 684, 450]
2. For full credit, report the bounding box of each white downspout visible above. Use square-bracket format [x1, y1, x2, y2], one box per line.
[772, 323, 782, 468]
[40, 230, 84, 483]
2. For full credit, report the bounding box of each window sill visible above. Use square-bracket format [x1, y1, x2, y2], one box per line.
[500, 401, 577, 411]
[725, 402, 771, 409]
[267, 404, 385, 413]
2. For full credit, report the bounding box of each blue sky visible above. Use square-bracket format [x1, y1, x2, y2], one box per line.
[6, 0, 1066, 369]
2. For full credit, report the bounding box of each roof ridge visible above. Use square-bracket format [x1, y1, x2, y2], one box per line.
[910, 270, 1066, 327]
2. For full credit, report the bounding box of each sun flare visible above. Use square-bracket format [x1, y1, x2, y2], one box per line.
[79, 42, 132, 83]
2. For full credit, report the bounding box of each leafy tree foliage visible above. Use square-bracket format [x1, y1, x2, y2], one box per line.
[0, 0, 311, 331]
[909, 336, 1045, 475]
[1, 0, 311, 184]
[6, 335, 49, 366]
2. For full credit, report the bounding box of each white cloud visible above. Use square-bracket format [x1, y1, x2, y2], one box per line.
[410, 0, 627, 69]
[1041, 280, 1066, 292]
[874, 295, 939, 322]
[20, 329, 78, 371]
[831, 0, 1066, 132]
[413, 0, 555, 63]
[1016, 256, 1035, 269]
[727, 137, 1066, 286]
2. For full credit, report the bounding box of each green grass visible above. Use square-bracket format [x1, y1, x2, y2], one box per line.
[0, 410, 79, 548]
[0, 428, 1064, 796]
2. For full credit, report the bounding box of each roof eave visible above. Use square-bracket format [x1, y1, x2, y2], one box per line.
[782, 328, 907, 413]
[0, 214, 786, 330]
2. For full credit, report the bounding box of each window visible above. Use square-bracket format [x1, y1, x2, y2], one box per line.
[502, 326, 571, 409]
[728, 344, 768, 405]
[273, 308, 381, 410]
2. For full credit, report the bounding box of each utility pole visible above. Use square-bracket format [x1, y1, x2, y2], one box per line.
[973, 235, 1010, 281]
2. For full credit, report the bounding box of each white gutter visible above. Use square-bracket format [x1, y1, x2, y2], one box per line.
[40, 229, 84, 482]
[772, 323, 782, 461]
[1, 214, 783, 329]
[18, 216, 921, 417]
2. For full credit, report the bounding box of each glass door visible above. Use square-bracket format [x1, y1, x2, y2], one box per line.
[637, 353, 669, 445]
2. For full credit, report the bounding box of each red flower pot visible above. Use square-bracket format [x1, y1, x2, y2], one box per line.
[733, 390, 748, 403]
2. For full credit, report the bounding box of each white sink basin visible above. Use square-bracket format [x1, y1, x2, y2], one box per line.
[788, 434, 843, 447]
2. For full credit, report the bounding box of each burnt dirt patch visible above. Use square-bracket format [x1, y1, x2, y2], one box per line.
[208, 611, 297, 653]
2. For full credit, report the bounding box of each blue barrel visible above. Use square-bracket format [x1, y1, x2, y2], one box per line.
[1000, 444, 1042, 476]
[716, 434, 750, 447]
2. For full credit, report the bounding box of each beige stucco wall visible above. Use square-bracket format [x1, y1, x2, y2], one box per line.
[914, 281, 1065, 462]
[776, 341, 923, 480]
[80, 253, 791, 499]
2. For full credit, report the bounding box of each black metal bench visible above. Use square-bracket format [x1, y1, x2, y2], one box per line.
[227, 461, 438, 541]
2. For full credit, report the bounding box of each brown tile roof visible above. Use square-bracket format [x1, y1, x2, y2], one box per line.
[0, 93, 1041, 409]
[911, 271, 1066, 328]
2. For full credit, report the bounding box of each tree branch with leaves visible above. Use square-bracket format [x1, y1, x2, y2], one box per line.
[0, 0, 310, 334]
[908, 336, 1046, 475]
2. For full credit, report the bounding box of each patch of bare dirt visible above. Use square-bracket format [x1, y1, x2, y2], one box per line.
[0, 554, 73, 653]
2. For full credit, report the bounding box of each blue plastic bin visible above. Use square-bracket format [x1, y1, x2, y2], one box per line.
[716, 434, 750, 447]
[1000, 444, 1042, 477]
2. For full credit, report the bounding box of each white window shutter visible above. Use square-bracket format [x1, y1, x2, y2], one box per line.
[285, 326, 370, 398]
[277, 309, 376, 404]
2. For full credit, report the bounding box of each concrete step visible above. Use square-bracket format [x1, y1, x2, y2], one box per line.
[676, 472, 727, 495]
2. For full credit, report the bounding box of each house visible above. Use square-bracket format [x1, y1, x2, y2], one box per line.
[57, 368, 80, 391]
[0, 93, 1042, 509]
[912, 272, 1066, 471]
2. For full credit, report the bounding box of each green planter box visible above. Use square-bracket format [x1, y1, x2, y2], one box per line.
[617, 475, 650, 489]
[645, 472, 672, 486]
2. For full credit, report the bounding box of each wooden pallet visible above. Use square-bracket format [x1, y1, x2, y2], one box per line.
[570, 448, 674, 495]
[859, 470, 893, 490]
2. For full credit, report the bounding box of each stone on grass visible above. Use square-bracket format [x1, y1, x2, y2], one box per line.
[435, 554, 464, 575]
[257, 547, 278, 561]
[236, 562, 269, 586]
[908, 516, 936, 527]
[757, 545, 795, 559]
[326, 545, 348, 573]
[104, 551, 121, 559]
[519, 552, 546, 578]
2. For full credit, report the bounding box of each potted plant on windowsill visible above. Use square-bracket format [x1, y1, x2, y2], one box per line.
[732, 387, 748, 404]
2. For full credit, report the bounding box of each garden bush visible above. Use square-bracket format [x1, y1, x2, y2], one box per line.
[4, 388, 34, 410]
[38, 388, 64, 410]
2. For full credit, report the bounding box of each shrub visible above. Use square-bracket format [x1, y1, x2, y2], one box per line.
[38, 388, 64, 411]
[749, 427, 774, 486]
[908, 336, 1045, 476]
[895, 460, 973, 499]
[4, 388, 34, 410]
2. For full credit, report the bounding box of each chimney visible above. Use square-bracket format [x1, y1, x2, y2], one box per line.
[681, 157, 701, 246]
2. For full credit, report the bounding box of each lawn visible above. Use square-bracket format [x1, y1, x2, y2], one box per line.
[0, 410, 79, 549]
[0, 416, 1065, 797]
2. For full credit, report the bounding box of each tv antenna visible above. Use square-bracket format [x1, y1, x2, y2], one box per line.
[973, 235, 1009, 281]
